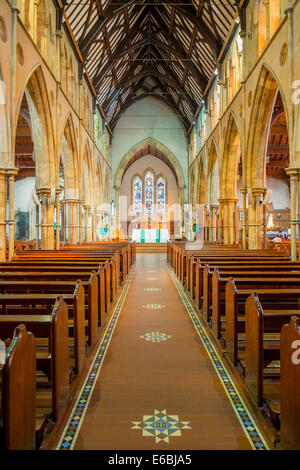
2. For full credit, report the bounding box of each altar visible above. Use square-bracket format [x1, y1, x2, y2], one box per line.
[132, 229, 169, 243]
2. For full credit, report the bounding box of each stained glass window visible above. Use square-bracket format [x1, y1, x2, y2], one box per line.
[156, 177, 166, 214]
[145, 171, 154, 215]
[133, 175, 142, 216]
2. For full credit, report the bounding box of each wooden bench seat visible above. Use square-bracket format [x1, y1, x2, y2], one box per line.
[0, 298, 70, 435]
[0, 324, 36, 450]
[0, 272, 98, 347]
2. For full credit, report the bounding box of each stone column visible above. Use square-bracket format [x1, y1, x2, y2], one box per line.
[233, 199, 239, 244]
[92, 206, 96, 241]
[114, 187, 120, 239]
[210, 204, 218, 242]
[179, 187, 185, 240]
[7, 169, 18, 260]
[240, 186, 247, 249]
[32, 0, 40, 43]
[218, 199, 224, 244]
[248, 188, 264, 250]
[47, 190, 55, 250]
[262, 189, 268, 250]
[0, 169, 7, 262]
[55, 29, 62, 82]
[223, 199, 234, 245]
[61, 199, 67, 243]
[78, 200, 84, 244]
[286, 168, 299, 261]
[55, 188, 63, 249]
[37, 188, 51, 250]
[35, 201, 39, 249]
[84, 204, 93, 242]
[68, 199, 78, 245]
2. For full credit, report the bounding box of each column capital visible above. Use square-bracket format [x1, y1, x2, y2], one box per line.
[55, 187, 63, 196]
[63, 198, 80, 203]
[37, 187, 51, 197]
[83, 204, 92, 211]
[251, 187, 266, 196]
[285, 167, 300, 177]
[5, 168, 19, 177]
[240, 186, 248, 196]
[222, 198, 235, 203]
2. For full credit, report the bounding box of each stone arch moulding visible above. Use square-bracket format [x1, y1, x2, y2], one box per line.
[82, 140, 94, 205]
[14, 64, 56, 188]
[207, 138, 219, 205]
[221, 111, 241, 199]
[114, 138, 185, 192]
[246, 63, 291, 187]
[59, 112, 79, 199]
[197, 156, 206, 204]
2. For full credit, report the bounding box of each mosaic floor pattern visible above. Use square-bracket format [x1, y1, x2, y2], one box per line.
[142, 304, 165, 309]
[140, 332, 172, 342]
[131, 409, 192, 443]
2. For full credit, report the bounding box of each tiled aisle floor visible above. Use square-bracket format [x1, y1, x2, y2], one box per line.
[57, 254, 267, 450]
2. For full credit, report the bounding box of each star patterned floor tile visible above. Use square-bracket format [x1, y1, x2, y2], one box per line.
[142, 304, 165, 309]
[131, 409, 191, 443]
[140, 332, 172, 342]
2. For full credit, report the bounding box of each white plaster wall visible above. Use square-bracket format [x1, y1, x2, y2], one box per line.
[15, 177, 36, 212]
[120, 155, 181, 237]
[14, 177, 37, 239]
[266, 176, 290, 209]
[111, 97, 188, 187]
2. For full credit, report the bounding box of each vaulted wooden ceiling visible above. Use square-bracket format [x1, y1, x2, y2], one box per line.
[62, 0, 238, 132]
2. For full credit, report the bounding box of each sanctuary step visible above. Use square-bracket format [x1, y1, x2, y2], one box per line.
[135, 243, 167, 253]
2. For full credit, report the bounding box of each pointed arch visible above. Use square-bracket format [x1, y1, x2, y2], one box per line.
[15, 65, 56, 188]
[207, 139, 219, 205]
[114, 138, 185, 191]
[246, 65, 290, 188]
[197, 156, 206, 204]
[221, 112, 241, 199]
[59, 113, 79, 199]
[82, 140, 93, 205]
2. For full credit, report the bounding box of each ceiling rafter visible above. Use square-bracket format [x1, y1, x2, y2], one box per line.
[63, 0, 238, 132]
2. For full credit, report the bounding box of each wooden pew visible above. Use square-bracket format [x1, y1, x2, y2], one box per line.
[0, 271, 98, 347]
[280, 316, 300, 450]
[0, 281, 86, 375]
[0, 324, 36, 450]
[225, 279, 300, 366]
[191, 259, 300, 306]
[245, 293, 298, 407]
[0, 297, 70, 424]
[3, 258, 112, 314]
[211, 268, 300, 338]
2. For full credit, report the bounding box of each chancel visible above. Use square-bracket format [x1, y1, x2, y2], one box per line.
[0, 0, 300, 452]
